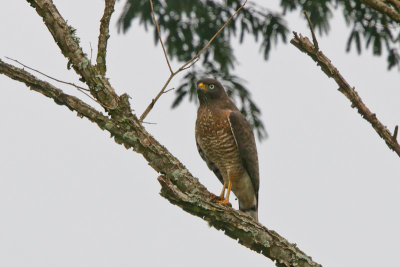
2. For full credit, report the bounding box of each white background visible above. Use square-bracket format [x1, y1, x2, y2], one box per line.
[1, 1, 400, 266]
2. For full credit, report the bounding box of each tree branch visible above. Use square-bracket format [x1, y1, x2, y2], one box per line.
[158, 175, 321, 267]
[27, 0, 119, 109]
[290, 24, 400, 158]
[149, 0, 173, 74]
[303, 11, 318, 50]
[360, 0, 400, 23]
[0, 58, 110, 128]
[1, 57, 322, 266]
[97, 0, 116, 76]
[139, 0, 248, 122]
[393, 125, 399, 141]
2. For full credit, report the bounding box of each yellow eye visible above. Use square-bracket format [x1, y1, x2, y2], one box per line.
[209, 84, 215, 90]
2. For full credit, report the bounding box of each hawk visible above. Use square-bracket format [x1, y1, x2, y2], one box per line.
[195, 78, 260, 221]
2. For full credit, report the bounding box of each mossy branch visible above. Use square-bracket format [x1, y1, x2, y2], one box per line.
[27, 0, 119, 109]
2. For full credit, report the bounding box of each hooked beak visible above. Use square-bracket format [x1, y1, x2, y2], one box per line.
[197, 82, 206, 91]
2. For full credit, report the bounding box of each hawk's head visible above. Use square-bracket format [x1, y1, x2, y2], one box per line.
[196, 78, 227, 104]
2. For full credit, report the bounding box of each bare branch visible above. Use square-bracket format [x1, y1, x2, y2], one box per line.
[360, 0, 400, 23]
[97, 0, 116, 76]
[163, 87, 175, 94]
[181, 57, 199, 70]
[149, 0, 173, 74]
[140, 0, 248, 121]
[393, 125, 399, 141]
[140, 74, 174, 121]
[303, 11, 318, 50]
[5, 57, 90, 92]
[141, 121, 157, 125]
[27, 0, 119, 109]
[291, 24, 400, 157]
[179, 0, 248, 71]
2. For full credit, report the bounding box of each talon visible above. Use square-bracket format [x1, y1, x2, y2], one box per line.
[210, 193, 221, 202]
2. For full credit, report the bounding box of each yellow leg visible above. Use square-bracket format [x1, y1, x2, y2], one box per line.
[219, 183, 227, 199]
[217, 180, 232, 206]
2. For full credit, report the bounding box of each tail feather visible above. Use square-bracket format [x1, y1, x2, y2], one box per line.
[239, 203, 258, 222]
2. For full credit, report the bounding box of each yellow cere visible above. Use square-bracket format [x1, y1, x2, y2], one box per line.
[198, 82, 206, 90]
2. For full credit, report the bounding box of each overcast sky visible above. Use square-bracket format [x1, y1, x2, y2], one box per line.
[1, 1, 400, 266]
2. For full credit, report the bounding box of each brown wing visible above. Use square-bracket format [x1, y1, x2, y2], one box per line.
[196, 141, 224, 185]
[228, 111, 259, 199]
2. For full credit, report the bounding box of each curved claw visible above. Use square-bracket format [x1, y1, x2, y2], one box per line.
[210, 193, 222, 203]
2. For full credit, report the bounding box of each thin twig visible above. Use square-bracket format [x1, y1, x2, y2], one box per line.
[0, 58, 111, 124]
[303, 11, 319, 50]
[75, 88, 99, 103]
[97, 0, 116, 76]
[142, 121, 158, 125]
[393, 125, 399, 141]
[90, 42, 93, 63]
[149, 0, 173, 74]
[182, 58, 199, 70]
[290, 14, 400, 158]
[5, 57, 90, 92]
[163, 87, 175, 94]
[5, 57, 105, 105]
[179, 0, 248, 71]
[140, 0, 248, 122]
[140, 74, 174, 121]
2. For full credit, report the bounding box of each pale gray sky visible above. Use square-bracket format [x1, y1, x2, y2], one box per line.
[1, 1, 400, 266]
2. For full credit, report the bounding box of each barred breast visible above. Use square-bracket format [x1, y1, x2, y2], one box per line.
[195, 106, 245, 185]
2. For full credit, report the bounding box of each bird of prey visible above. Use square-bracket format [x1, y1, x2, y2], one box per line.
[195, 78, 260, 221]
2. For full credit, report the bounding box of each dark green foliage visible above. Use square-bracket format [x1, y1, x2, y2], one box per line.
[342, 0, 399, 62]
[118, 0, 400, 140]
[388, 48, 400, 70]
[281, 0, 333, 35]
[280, 0, 400, 64]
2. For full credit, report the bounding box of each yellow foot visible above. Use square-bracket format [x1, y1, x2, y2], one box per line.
[217, 199, 232, 207]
